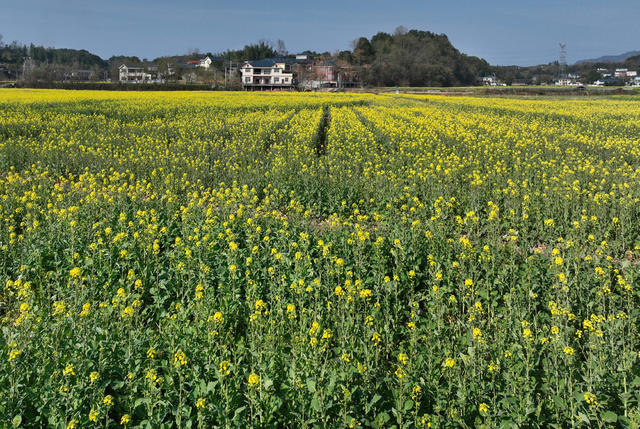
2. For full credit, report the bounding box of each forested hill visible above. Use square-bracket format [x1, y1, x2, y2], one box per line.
[0, 43, 106, 68]
[336, 29, 491, 86]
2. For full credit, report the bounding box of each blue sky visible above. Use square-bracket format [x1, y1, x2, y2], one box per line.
[1, 0, 638, 65]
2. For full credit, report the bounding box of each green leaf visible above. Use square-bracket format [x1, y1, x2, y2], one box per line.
[552, 395, 565, 410]
[12, 415, 22, 428]
[577, 413, 590, 424]
[601, 411, 617, 423]
[263, 377, 273, 389]
[499, 419, 516, 429]
[376, 412, 390, 424]
[134, 397, 151, 408]
[233, 406, 247, 420]
[310, 397, 322, 412]
[306, 378, 316, 393]
[327, 374, 337, 394]
[403, 399, 414, 411]
[368, 394, 382, 410]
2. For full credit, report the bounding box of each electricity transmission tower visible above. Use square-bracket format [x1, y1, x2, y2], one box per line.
[559, 43, 567, 78]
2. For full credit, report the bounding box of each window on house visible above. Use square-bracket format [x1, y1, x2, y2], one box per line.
[245, 77, 251, 83]
[264, 69, 271, 74]
[245, 68, 251, 73]
[284, 78, 289, 82]
[274, 77, 280, 83]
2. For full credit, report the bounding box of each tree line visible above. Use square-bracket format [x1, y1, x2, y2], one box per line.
[2, 30, 637, 86]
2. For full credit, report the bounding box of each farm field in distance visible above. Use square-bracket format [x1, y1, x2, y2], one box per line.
[2, 89, 640, 428]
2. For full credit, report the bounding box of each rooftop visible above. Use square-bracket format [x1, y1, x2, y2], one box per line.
[120, 64, 145, 69]
[246, 59, 280, 67]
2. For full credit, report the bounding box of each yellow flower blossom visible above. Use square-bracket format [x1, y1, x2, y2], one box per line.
[248, 372, 260, 386]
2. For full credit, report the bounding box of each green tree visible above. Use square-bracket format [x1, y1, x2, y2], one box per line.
[583, 70, 601, 84]
[352, 37, 373, 64]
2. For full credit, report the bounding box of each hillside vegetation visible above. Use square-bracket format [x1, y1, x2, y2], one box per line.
[339, 29, 490, 86]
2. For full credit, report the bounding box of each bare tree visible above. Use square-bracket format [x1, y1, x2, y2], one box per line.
[89, 64, 102, 81]
[276, 39, 287, 57]
[259, 39, 274, 51]
[394, 26, 408, 36]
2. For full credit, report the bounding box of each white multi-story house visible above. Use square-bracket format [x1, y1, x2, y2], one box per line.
[240, 59, 295, 90]
[614, 68, 629, 78]
[555, 78, 574, 86]
[481, 75, 500, 86]
[119, 64, 152, 83]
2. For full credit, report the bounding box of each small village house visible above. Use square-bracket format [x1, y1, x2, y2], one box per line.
[119, 64, 152, 83]
[298, 60, 340, 89]
[183, 56, 213, 69]
[481, 75, 500, 86]
[614, 68, 629, 78]
[240, 59, 295, 90]
[198, 56, 213, 69]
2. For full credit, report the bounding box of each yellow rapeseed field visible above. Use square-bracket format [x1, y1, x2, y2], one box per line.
[1, 89, 640, 427]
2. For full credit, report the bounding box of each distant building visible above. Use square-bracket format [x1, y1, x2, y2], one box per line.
[299, 60, 340, 89]
[555, 78, 573, 86]
[593, 76, 617, 86]
[614, 68, 628, 78]
[199, 56, 213, 69]
[0, 65, 16, 80]
[182, 56, 214, 70]
[555, 77, 583, 86]
[119, 64, 152, 83]
[65, 69, 91, 81]
[481, 75, 500, 86]
[240, 59, 295, 90]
